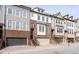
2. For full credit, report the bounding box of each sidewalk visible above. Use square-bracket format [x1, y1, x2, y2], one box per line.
[0, 43, 74, 54]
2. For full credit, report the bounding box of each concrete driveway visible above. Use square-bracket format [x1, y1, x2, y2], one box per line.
[0, 43, 79, 54]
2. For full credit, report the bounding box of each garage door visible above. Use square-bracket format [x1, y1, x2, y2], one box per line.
[37, 39, 49, 46]
[7, 38, 27, 46]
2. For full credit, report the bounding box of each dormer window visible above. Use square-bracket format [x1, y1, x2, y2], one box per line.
[32, 7, 45, 13]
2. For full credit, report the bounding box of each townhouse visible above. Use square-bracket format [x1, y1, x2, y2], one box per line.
[51, 12, 76, 44]
[51, 12, 65, 44]
[75, 19, 79, 42]
[0, 5, 31, 49]
[63, 15, 76, 43]
[0, 5, 78, 49]
[30, 7, 52, 46]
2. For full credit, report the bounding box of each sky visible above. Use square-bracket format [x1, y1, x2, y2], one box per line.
[28, 5, 79, 19]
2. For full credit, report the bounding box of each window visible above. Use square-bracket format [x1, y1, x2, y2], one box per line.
[7, 7, 13, 15]
[46, 17, 48, 22]
[42, 16, 44, 21]
[71, 23, 73, 27]
[56, 18, 63, 24]
[57, 27, 63, 33]
[22, 13, 27, 18]
[39, 24, 45, 32]
[39, 25, 41, 32]
[16, 10, 21, 17]
[8, 20, 12, 29]
[60, 20, 62, 24]
[16, 22, 19, 30]
[23, 23, 26, 30]
[46, 26, 48, 32]
[56, 19, 58, 23]
[38, 15, 40, 20]
[72, 30, 73, 34]
[0, 5, 2, 11]
[42, 25, 44, 32]
[56, 19, 60, 24]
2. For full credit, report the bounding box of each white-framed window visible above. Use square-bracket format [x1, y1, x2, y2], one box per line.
[23, 23, 27, 30]
[22, 12, 27, 18]
[46, 17, 48, 22]
[56, 18, 63, 24]
[7, 7, 13, 15]
[0, 5, 2, 11]
[57, 27, 63, 33]
[15, 10, 22, 17]
[7, 20, 12, 29]
[46, 26, 48, 32]
[38, 15, 40, 21]
[38, 24, 45, 32]
[42, 16, 44, 22]
[39, 24, 41, 32]
[16, 21, 20, 30]
[42, 25, 44, 32]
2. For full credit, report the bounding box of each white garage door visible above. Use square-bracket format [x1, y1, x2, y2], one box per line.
[37, 39, 49, 46]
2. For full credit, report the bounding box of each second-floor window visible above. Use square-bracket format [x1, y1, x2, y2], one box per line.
[67, 22, 73, 27]
[57, 27, 63, 33]
[23, 23, 26, 30]
[68, 29, 74, 34]
[8, 20, 12, 29]
[42, 25, 44, 32]
[39, 25, 41, 32]
[46, 26, 48, 32]
[56, 18, 63, 25]
[16, 22, 20, 30]
[46, 17, 48, 22]
[42, 16, 44, 22]
[39, 24, 45, 32]
[7, 7, 13, 15]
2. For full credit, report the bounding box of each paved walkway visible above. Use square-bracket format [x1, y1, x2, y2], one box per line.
[0, 43, 76, 54]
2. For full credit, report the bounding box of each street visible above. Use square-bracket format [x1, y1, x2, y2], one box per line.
[1, 43, 79, 54]
[22, 43, 79, 54]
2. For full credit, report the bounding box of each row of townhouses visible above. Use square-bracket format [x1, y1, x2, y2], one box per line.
[0, 5, 79, 49]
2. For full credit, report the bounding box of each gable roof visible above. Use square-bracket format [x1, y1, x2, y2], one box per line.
[53, 12, 63, 19]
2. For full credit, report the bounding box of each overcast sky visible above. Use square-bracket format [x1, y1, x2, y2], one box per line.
[28, 5, 79, 19]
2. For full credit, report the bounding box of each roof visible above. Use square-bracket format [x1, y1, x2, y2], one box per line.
[52, 12, 64, 20]
[13, 5, 31, 10]
[32, 7, 45, 11]
[31, 7, 76, 22]
[31, 10, 52, 17]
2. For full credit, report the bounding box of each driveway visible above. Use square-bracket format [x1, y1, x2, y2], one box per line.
[0, 43, 79, 54]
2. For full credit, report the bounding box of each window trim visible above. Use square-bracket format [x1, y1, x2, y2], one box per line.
[22, 12, 27, 18]
[0, 5, 2, 11]
[7, 20, 13, 29]
[15, 9, 21, 17]
[16, 21, 20, 30]
[7, 7, 13, 15]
